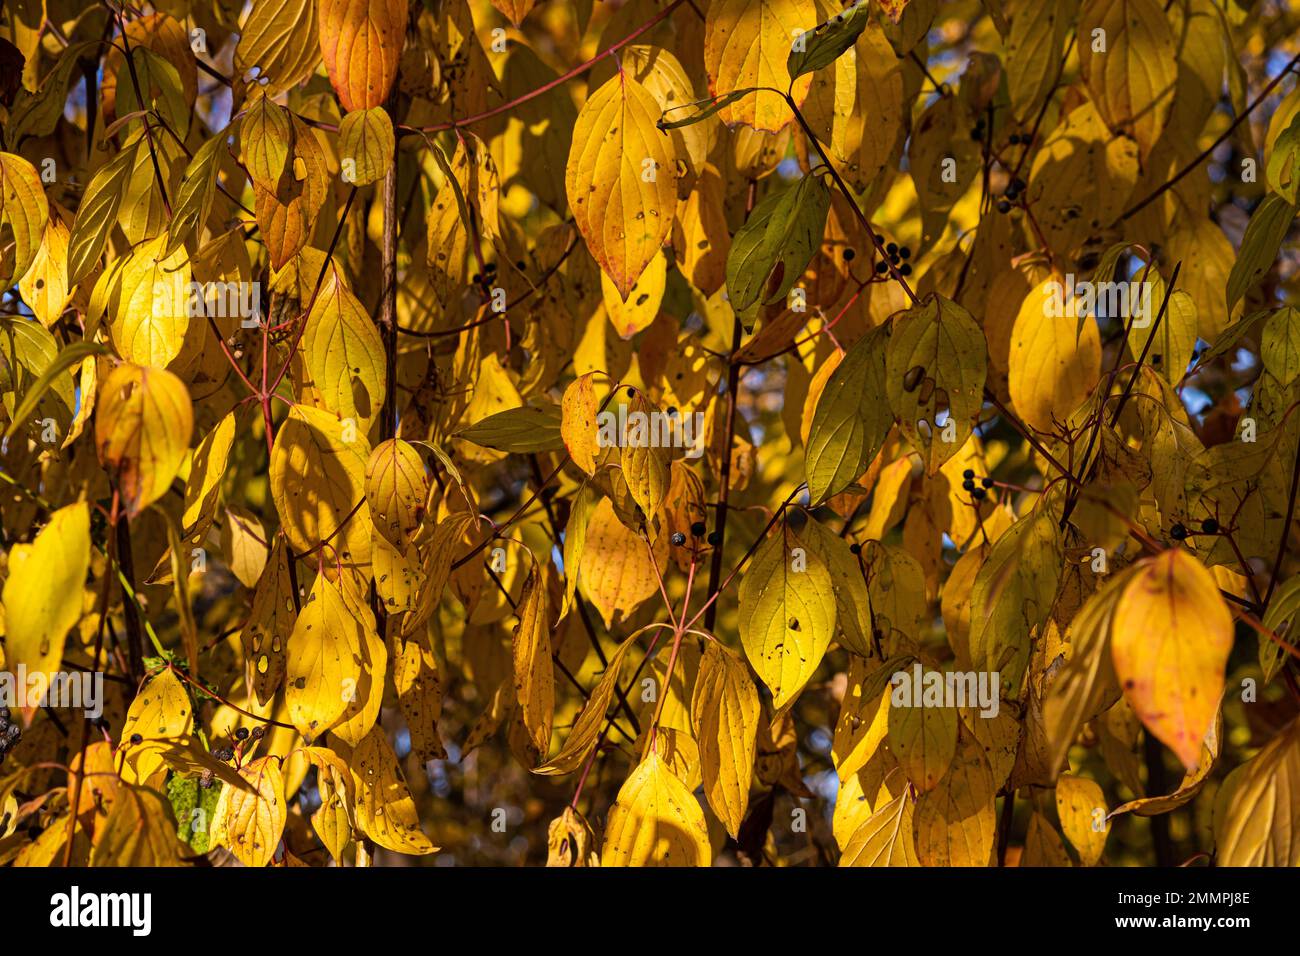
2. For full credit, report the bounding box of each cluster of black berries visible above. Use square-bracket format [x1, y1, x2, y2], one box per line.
[471, 260, 499, 293]
[969, 118, 987, 141]
[1170, 519, 1219, 541]
[997, 176, 1026, 214]
[871, 235, 912, 277]
[0, 708, 20, 766]
[961, 468, 995, 501]
[671, 521, 719, 547]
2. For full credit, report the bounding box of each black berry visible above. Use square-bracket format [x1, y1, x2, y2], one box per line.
[997, 200, 1011, 213]
[129, 733, 143, 746]
[962, 479, 975, 491]
[875, 261, 887, 274]
[843, 248, 855, 261]
[899, 264, 912, 276]
[899, 247, 911, 260]
[886, 242, 898, 256]
[671, 532, 686, 546]
[962, 469, 974, 479]
[971, 487, 987, 501]
[849, 543, 861, 555]
[1201, 518, 1219, 534]
[690, 521, 706, 537]
[981, 477, 994, 489]
[707, 531, 721, 546]
[1170, 523, 1187, 541]
[235, 727, 250, 741]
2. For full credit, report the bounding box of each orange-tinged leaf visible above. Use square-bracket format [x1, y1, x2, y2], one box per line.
[95, 363, 194, 518]
[318, 0, 406, 111]
[1111, 550, 1233, 770]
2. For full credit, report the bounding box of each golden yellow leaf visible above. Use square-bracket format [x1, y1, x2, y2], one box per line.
[0, 152, 48, 293]
[1, 501, 90, 689]
[304, 745, 356, 863]
[512, 564, 555, 756]
[107, 234, 191, 368]
[691, 640, 760, 837]
[211, 755, 287, 867]
[270, 404, 370, 554]
[300, 265, 387, 432]
[602, 751, 712, 866]
[1008, 278, 1102, 434]
[89, 786, 186, 866]
[1213, 717, 1300, 866]
[337, 106, 394, 186]
[285, 573, 365, 742]
[738, 523, 836, 709]
[565, 73, 677, 299]
[703, 0, 818, 133]
[351, 726, 437, 854]
[365, 438, 429, 550]
[1055, 773, 1109, 866]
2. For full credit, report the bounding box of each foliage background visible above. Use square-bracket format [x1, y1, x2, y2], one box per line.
[0, 0, 1299, 867]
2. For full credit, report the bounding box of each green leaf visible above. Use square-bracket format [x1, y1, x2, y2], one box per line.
[725, 171, 831, 323]
[805, 323, 892, 502]
[658, 89, 761, 131]
[788, 0, 871, 79]
[968, 506, 1063, 697]
[3, 340, 104, 440]
[1226, 194, 1296, 310]
[67, 140, 140, 287]
[884, 293, 987, 474]
[1261, 306, 1300, 387]
[165, 129, 227, 258]
[455, 404, 565, 452]
[6, 41, 97, 147]
[1267, 111, 1300, 204]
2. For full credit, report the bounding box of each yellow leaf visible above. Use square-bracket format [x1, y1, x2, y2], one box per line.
[704, 0, 818, 133]
[304, 746, 356, 863]
[285, 573, 365, 742]
[1079, 0, 1176, 157]
[300, 265, 387, 432]
[602, 751, 712, 866]
[534, 630, 641, 776]
[1055, 773, 1109, 866]
[839, 780, 920, 866]
[329, 575, 385, 747]
[512, 564, 555, 755]
[0, 152, 49, 292]
[739, 523, 836, 709]
[242, 539, 294, 706]
[1213, 717, 1300, 866]
[89, 786, 186, 866]
[578, 497, 666, 628]
[317, 0, 406, 111]
[269, 404, 369, 554]
[95, 363, 194, 518]
[338, 107, 394, 187]
[547, 806, 599, 866]
[18, 216, 71, 327]
[1, 502, 90, 687]
[211, 756, 286, 867]
[565, 73, 677, 299]
[601, 250, 666, 338]
[120, 668, 194, 780]
[887, 666, 958, 791]
[691, 641, 760, 837]
[1008, 278, 1101, 433]
[1111, 549, 1232, 770]
[351, 726, 437, 854]
[561, 372, 603, 475]
[365, 438, 429, 550]
[235, 0, 322, 97]
[619, 390, 671, 520]
[108, 234, 191, 368]
[392, 632, 447, 762]
[913, 728, 996, 866]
